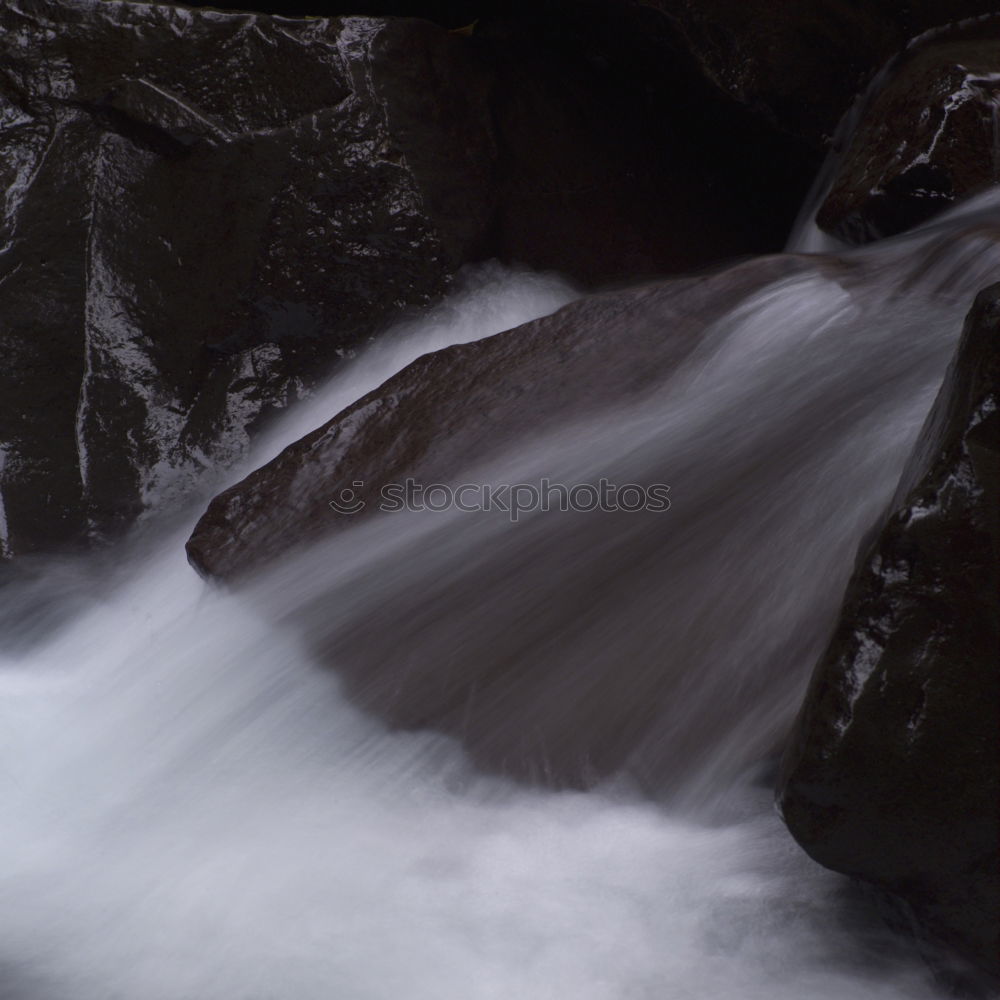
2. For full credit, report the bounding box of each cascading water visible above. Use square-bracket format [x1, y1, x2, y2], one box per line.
[244, 194, 1000, 802]
[2, 199, 999, 997]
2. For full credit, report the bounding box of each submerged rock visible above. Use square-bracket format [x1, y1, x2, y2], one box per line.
[191, 239, 1000, 797]
[818, 23, 1000, 243]
[0, 0, 496, 559]
[777, 284, 1000, 984]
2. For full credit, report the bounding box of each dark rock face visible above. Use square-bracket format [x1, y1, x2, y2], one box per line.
[818, 24, 1000, 244]
[170, 0, 1000, 149]
[637, 0, 1000, 148]
[171, 0, 484, 26]
[777, 284, 1000, 982]
[476, 10, 812, 285]
[0, 0, 496, 558]
[468, 1, 999, 280]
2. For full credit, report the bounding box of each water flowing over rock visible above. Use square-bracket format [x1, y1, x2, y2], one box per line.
[818, 21, 1000, 244]
[187, 211, 1000, 793]
[0, 0, 496, 559]
[777, 283, 1000, 986]
[3, 0, 1000, 994]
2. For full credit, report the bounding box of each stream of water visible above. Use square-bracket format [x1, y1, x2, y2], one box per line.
[1, 189, 998, 998]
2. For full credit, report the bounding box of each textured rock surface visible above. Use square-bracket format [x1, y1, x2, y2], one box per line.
[636, 0, 1000, 147]
[172, 0, 483, 24]
[171, 0, 1000, 148]
[777, 284, 1000, 982]
[818, 24, 1000, 243]
[186, 255, 811, 581]
[0, 0, 496, 558]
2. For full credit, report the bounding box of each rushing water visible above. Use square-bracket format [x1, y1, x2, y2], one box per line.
[1, 199, 998, 998]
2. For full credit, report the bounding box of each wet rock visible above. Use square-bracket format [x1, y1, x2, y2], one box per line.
[0, 0, 496, 558]
[0, 0, 828, 563]
[777, 284, 1000, 983]
[173, 0, 483, 27]
[818, 24, 1000, 243]
[633, 0, 1000, 148]
[186, 255, 810, 582]
[454, 0, 995, 279]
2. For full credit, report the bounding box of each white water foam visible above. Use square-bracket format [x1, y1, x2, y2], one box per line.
[0, 537, 945, 1000]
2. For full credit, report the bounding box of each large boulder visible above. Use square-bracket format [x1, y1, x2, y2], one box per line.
[777, 284, 1000, 984]
[186, 254, 812, 582]
[818, 21, 1000, 243]
[0, 0, 496, 559]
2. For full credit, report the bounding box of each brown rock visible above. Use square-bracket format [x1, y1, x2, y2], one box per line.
[186, 255, 810, 582]
[818, 23, 1000, 243]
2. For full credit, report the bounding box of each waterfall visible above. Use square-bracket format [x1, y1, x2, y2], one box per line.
[1, 197, 998, 998]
